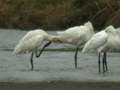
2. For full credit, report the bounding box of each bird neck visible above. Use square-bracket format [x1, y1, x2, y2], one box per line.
[45, 34, 55, 41]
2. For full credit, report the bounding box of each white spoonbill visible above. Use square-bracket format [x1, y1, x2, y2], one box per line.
[13, 29, 54, 70]
[52, 21, 95, 68]
[82, 25, 116, 72]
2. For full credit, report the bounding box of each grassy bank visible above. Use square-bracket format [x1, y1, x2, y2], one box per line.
[0, 0, 120, 30]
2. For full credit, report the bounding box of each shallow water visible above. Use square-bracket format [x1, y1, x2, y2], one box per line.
[0, 29, 120, 82]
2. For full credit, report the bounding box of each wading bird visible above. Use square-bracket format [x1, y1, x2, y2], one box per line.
[82, 25, 118, 73]
[13, 29, 54, 70]
[52, 21, 95, 68]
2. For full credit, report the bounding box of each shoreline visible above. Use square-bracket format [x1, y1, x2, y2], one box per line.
[1, 81, 120, 90]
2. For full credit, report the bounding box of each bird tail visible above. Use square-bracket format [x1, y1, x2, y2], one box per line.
[12, 44, 22, 55]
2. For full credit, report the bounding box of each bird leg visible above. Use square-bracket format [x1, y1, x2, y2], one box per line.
[102, 52, 108, 73]
[74, 47, 79, 69]
[30, 52, 34, 71]
[102, 53, 105, 73]
[103, 52, 108, 72]
[98, 53, 101, 73]
[35, 41, 52, 58]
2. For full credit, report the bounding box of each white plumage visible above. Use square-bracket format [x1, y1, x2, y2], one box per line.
[53, 21, 95, 68]
[100, 27, 120, 52]
[82, 25, 118, 72]
[55, 21, 95, 46]
[82, 25, 118, 53]
[13, 29, 53, 55]
[82, 30, 108, 53]
[13, 29, 54, 70]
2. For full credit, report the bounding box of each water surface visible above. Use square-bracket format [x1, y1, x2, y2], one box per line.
[0, 29, 120, 82]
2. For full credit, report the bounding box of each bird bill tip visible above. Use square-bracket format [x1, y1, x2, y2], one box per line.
[53, 37, 62, 41]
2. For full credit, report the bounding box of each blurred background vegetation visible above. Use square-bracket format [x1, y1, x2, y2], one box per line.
[0, 0, 120, 30]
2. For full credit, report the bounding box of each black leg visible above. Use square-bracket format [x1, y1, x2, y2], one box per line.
[74, 47, 79, 69]
[98, 53, 101, 73]
[35, 41, 52, 58]
[104, 52, 108, 72]
[102, 52, 106, 73]
[30, 52, 34, 71]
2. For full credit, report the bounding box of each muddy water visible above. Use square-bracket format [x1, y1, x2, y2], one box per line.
[0, 29, 120, 82]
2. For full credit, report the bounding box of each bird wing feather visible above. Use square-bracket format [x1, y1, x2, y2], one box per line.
[13, 35, 44, 55]
[82, 31, 108, 53]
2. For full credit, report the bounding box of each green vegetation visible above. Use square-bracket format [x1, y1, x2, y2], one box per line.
[0, 0, 120, 30]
